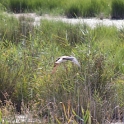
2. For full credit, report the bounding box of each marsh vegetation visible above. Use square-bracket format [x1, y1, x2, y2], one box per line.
[1, 0, 124, 19]
[0, 0, 124, 123]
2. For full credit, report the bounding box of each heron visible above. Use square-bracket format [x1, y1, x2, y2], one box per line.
[52, 56, 80, 73]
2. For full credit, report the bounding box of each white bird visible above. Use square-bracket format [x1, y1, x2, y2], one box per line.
[52, 56, 80, 73]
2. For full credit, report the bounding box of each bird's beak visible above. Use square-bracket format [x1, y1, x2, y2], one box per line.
[52, 63, 59, 74]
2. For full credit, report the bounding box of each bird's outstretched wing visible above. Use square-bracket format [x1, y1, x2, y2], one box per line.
[52, 55, 80, 73]
[71, 56, 80, 67]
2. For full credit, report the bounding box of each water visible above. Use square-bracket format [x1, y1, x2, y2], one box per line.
[11, 13, 124, 29]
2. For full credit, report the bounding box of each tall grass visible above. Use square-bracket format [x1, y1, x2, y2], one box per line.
[0, 12, 34, 43]
[64, 0, 110, 18]
[1, 0, 124, 18]
[0, 15, 124, 123]
[1, 0, 63, 14]
[111, 0, 124, 19]
[0, 12, 19, 42]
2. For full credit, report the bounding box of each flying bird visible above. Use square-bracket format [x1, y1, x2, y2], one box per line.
[52, 56, 80, 73]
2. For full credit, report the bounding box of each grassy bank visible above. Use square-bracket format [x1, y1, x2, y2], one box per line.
[0, 13, 124, 123]
[1, 0, 124, 18]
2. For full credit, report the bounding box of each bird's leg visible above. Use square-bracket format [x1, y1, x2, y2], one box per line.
[52, 63, 59, 74]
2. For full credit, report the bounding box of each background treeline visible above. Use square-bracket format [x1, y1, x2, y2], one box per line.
[0, 0, 124, 19]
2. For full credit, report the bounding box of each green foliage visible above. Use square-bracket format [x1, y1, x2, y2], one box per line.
[0, 12, 19, 42]
[0, 0, 120, 18]
[0, 12, 34, 43]
[64, 0, 110, 18]
[8, 0, 28, 13]
[113, 77, 124, 107]
[0, 16, 124, 123]
[0, 3, 6, 11]
[0, 0, 124, 19]
[64, 0, 82, 18]
[111, 0, 124, 19]
[0, 0, 63, 14]
[82, 0, 107, 17]
[72, 106, 91, 124]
